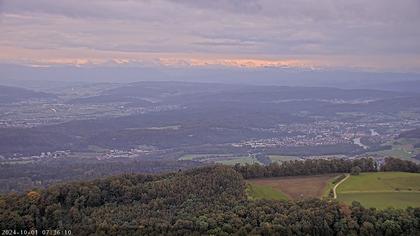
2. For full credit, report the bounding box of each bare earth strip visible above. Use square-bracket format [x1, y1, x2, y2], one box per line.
[248, 174, 338, 200]
[333, 174, 349, 199]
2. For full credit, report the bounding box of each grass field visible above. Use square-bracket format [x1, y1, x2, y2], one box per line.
[178, 153, 259, 165]
[248, 174, 338, 200]
[215, 157, 261, 165]
[246, 183, 288, 201]
[338, 192, 420, 209]
[337, 172, 420, 209]
[268, 155, 302, 163]
[371, 148, 416, 159]
[178, 154, 232, 161]
[366, 138, 420, 160]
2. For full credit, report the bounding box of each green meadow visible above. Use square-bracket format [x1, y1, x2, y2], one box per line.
[338, 192, 420, 209]
[268, 155, 302, 163]
[216, 157, 261, 165]
[366, 138, 420, 160]
[337, 172, 420, 209]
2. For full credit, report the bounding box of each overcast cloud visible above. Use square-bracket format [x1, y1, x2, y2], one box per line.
[0, 0, 420, 71]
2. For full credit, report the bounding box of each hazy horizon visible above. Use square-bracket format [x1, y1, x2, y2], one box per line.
[1, 0, 420, 75]
[1, 1, 420, 233]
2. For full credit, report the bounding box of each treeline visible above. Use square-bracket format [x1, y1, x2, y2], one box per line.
[234, 157, 419, 179]
[0, 158, 201, 193]
[381, 157, 420, 173]
[1, 165, 419, 235]
[0, 166, 245, 235]
[234, 158, 377, 179]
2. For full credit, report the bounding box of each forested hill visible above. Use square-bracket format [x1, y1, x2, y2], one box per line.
[1, 164, 419, 235]
[0, 85, 55, 104]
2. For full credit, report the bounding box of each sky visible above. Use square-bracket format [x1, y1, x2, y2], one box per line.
[1, 0, 420, 72]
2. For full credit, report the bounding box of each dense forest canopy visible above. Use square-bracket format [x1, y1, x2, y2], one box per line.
[234, 157, 419, 179]
[1, 158, 419, 235]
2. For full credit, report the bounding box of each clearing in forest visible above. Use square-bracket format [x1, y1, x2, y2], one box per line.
[248, 174, 338, 200]
[336, 172, 420, 209]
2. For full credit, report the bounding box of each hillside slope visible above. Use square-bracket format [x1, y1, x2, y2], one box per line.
[1, 166, 419, 235]
[0, 85, 55, 103]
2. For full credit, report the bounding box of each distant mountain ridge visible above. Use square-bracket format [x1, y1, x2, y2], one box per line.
[1, 63, 420, 92]
[0, 85, 55, 103]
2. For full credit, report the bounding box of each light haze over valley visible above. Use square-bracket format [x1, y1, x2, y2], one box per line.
[1, 1, 420, 235]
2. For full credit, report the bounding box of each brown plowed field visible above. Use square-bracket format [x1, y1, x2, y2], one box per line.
[248, 174, 338, 200]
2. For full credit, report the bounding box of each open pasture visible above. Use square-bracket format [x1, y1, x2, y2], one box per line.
[336, 172, 420, 209]
[248, 174, 338, 200]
